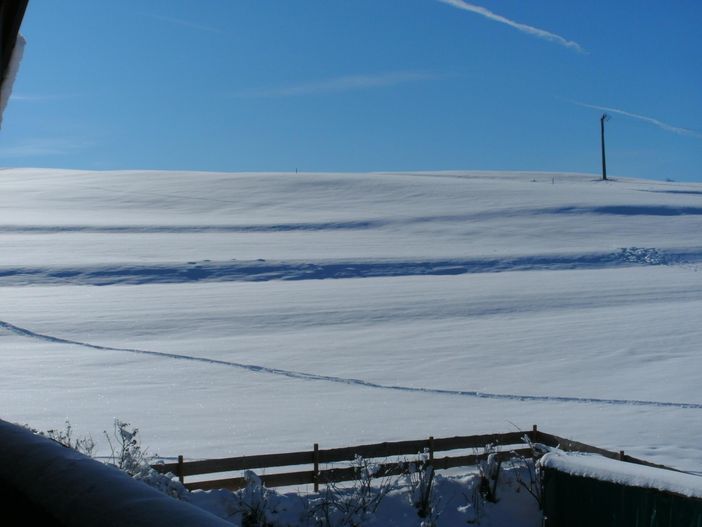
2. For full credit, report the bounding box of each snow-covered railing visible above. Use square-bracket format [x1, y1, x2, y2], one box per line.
[155, 431, 531, 492]
[153, 426, 686, 493]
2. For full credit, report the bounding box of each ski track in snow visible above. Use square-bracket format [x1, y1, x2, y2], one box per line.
[0, 248, 698, 286]
[0, 221, 378, 234]
[2, 204, 702, 235]
[2, 319, 701, 410]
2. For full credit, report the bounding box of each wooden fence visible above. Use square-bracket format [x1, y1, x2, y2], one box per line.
[152, 426, 681, 492]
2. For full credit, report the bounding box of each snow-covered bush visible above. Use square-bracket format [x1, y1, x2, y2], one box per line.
[458, 444, 547, 526]
[26, 419, 188, 500]
[235, 471, 279, 527]
[405, 448, 438, 526]
[103, 419, 189, 500]
[185, 457, 544, 526]
[459, 474, 485, 525]
[477, 444, 502, 503]
[307, 455, 393, 526]
[103, 419, 149, 475]
[28, 419, 96, 457]
[508, 435, 546, 509]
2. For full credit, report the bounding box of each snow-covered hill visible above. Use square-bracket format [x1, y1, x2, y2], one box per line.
[1, 168, 701, 471]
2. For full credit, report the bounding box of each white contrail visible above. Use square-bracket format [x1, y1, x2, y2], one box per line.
[436, 0, 584, 53]
[140, 12, 224, 34]
[574, 101, 702, 139]
[235, 71, 438, 97]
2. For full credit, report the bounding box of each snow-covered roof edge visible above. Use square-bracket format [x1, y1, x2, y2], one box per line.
[0, 32, 25, 128]
[540, 451, 702, 499]
[0, 419, 232, 527]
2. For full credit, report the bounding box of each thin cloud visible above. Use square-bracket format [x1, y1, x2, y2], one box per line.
[11, 93, 79, 102]
[235, 71, 440, 98]
[140, 12, 224, 34]
[436, 0, 584, 53]
[572, 101, 702, 139]
[0, 137, 92, 157]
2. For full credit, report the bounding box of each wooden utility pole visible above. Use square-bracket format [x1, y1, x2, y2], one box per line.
[600, 113, 609, 180]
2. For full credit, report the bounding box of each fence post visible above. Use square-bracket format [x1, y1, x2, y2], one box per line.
[313, 443, 319, 493]
[529, 425, 539, 461]
[177, 455, 184, 484]
[428, 436, 434, 464]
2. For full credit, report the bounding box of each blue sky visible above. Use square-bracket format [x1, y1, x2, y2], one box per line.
[2, 0, 701, 181]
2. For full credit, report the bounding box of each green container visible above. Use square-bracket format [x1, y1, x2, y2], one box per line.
[542, 466, 702, 527]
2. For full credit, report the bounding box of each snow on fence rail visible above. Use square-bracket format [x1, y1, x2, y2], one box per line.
[152, 426, 683, 492]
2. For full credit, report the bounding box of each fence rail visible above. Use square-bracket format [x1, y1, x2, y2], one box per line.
[152, 426, 681, 492]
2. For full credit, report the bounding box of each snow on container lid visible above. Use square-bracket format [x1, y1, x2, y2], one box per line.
[540, 451, 702, 499]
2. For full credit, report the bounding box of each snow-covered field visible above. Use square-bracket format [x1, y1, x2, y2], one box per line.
[2, 168, 701, 472]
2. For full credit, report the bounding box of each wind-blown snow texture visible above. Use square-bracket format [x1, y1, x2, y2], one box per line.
[1, 169, 701, 471]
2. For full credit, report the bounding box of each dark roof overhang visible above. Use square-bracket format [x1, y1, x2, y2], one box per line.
[0, 0, 28, 91]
